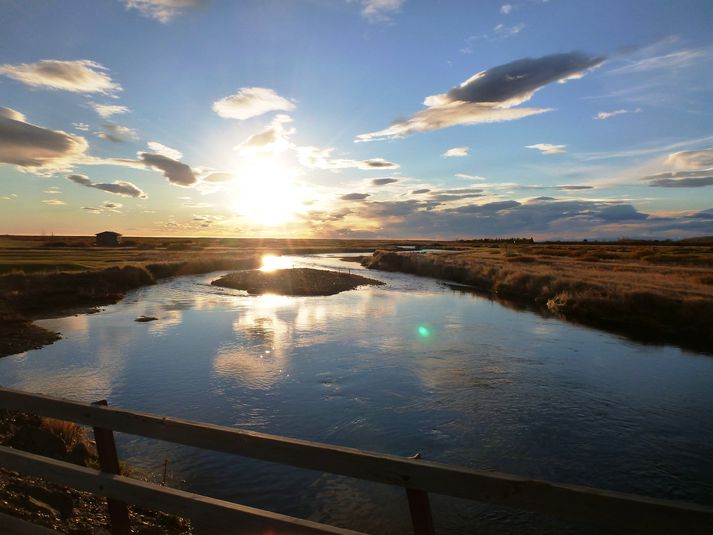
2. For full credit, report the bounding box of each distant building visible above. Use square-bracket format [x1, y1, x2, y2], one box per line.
[95, 231, 122, 246]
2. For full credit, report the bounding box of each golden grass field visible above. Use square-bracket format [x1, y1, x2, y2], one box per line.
[364, 243, 713, 353]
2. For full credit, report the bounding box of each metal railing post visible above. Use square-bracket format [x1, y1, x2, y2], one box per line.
[92, 400, 131, 535]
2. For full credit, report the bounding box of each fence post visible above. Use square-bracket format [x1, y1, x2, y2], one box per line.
[92, 400, 131, 535]
[405, 453, 435, 535]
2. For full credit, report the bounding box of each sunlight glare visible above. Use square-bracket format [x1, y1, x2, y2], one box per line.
[232, 160, 303, 226]
[260, 254, 292, 272]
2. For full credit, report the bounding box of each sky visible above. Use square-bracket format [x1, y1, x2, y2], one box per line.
[1, 0, 712, 240]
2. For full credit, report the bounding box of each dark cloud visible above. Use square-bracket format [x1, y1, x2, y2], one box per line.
[643, 170, 713, 188]
[556, 185, 594, 190]
[357, 52, 604, 141]
[66, 174, 147, 198]
[411, 188, 431, 194]
[0, 107, 88, 170]
[138, 152, 197, 187]
[362, 158, 399, 169]
[340, 193, 371, 201]
[371, 178, 399, 186]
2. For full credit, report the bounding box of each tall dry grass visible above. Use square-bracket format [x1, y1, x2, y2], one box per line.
[364, 246, 713, 353]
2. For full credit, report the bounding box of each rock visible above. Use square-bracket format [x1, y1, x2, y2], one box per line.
[8, 483, 74, 519]
[8, 425, 67, 460]
[134, 316, 158, 322]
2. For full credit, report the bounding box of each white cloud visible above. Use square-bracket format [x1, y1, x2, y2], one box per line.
[96, 123, 138, 142]
[595, 108, 641, 120]
[608, 48, 711, 75]
[0, 60, 121, 94]
[500, 4, 513, 14]
[443, 147, 469, 158]
[147, 141, 183, 160]
[92, 103, 129, 118]
[493, 22, 524, 38]
[527, 143, 566, 155]
[73, 122, 90, 131]
[455, 173, 487, 180]
[361, 0, 405, 22]
[666, 148, 713, 169]
[42, 199, 65, 205]
[122, 0, 207, 23]
[213, 87, 295, 120]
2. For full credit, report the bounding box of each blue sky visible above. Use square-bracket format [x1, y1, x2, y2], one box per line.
[1, 0, 712, 239]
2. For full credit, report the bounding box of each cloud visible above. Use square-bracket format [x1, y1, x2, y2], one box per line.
[235, 114, 294, 155]
[357, 52, 603, 141]
[96, 123, 138, 143]
[295, 146, 399, 171]
[66, 174, 147, 198]
[138, 152, 196, 186]
[92, 103, 129, 118]
[103, 201, 123, 209]
[595, 108, 640, 120]
[455, 173, 487, 180]
[43, 187, 62, 194]
[123, 0, 208, 22]
[147, 141, 183, 160]
[493, 22, 525, 38]
[360, 0, 405, 22]
[500, 4, 513, 14]
[340, 193, 371, 201]
[608, 48, 711, 75]
[411, 188, 431, 194]
[555, 185, 594, 190]
[0, 107, 88, 171]
[642, 171, 713, 188]
[73, 122, 90, 131]
[42, 199, 65, 205]
[202, 172, 233, 182]
[666, 148, 713, 169]
[527, 143, 566, 155]
[213, 87, 295, 120]
[82, 206, 102, 213]
[443, 147, 469, 158]
[371, 177, 399, 186]
[0, 60, 121, 94]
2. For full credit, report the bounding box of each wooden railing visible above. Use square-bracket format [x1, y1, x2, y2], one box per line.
[1, 387, 712, 534]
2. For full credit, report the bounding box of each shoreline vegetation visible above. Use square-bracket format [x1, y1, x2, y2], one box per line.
[212, 267, 384, 296]
[362, 246, 713, 354]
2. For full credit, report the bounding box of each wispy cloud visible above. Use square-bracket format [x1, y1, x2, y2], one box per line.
[357, 52, 603, 141]
[527, 143, 566, 155]
[42, 199, 65, 205]
[500, 4, 513, 14]
[595, 108, 641, 120]
[0, 59, 121, 94]
[122, 0, 209, 23]
[360, 0, 405, 23]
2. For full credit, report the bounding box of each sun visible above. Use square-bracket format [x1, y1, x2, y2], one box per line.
[231, 159, 303, 226]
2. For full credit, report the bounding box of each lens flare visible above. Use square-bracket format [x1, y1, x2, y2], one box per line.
[417, 325, 430, 338]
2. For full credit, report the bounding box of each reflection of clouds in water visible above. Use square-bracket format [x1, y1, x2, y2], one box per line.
[7, 323, 131, 402]
[213, 297, 294, 389]
[146, 309, 183, 335]
[37, 314, 90, 338]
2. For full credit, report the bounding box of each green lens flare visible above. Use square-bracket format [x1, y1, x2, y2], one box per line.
[418, 325, 430, 338]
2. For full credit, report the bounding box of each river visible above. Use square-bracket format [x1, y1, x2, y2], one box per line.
[1, 254, 712, 533]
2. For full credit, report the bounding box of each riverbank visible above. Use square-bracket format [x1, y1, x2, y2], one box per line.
[0, 255, 260, 357]
[363, 246, 713, 353]
[212, 267, 384, 296]
[0, 410, 190, 533]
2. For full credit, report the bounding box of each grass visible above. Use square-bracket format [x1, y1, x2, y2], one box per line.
[40, 418, 88, 449]
[212, 267, 384, 296]
[364, 244, 713, 353]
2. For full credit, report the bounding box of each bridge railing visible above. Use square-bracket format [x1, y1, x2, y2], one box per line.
[1, 387, 712, 534]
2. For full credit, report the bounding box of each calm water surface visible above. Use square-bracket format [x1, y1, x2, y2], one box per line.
[1, 254, 712, 533]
